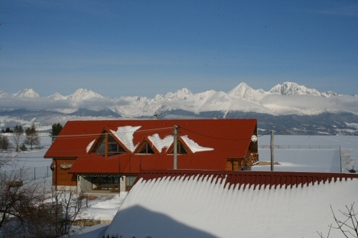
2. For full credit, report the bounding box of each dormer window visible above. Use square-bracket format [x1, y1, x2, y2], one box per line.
[134, 139, 158, 154]
[93, 131, 127, 157]
[168, 141, 190, 154]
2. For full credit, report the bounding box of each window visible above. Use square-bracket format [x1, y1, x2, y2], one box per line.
[108, 134, 126, 155]
[168, 141, 189, 154]
[92, 176, 119, 190]
[135, 140, 156, 154]
[178, 142, 188, 154]
[93, 131, 127, 157]
[94, 135, 106, 156]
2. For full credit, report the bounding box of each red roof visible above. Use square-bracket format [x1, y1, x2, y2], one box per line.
[137, 170, 358, 189]
[44, 119, 257, 174]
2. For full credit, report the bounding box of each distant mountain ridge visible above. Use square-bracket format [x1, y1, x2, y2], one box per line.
[1, 82, 358, 135]
[4, 81, 349, 100]
[13, 88, 41, 98]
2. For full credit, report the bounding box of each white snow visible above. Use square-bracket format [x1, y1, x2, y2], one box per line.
[147, 134, 214, 153]
[77, 192, 128, 221]
[227, 82, 266, 102]
[100, 175, 358, 238]
[67, 88, 104, 101]
[1, 82, 358, 117]
[86, 140, 95, 153]
[107, 127, 213, 154]
[147, 134, 173, 152]
[13, 88, 41, 98]
[269, 81, 322, 96]
[180, 135, 214, 152]
[110, 126, 141, 152]
[47, 92, 67, 100]
[346, 122, 358, 129]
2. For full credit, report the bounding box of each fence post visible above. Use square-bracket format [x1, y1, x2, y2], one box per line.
[34, 167, 36, 180]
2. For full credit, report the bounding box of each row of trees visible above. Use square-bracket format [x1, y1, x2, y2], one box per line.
[0, 123, 63, 152]
[0, 123, 40, 152]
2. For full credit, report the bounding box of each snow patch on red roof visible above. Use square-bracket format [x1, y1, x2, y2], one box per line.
[147, 134, 173, 152]
[110, 126, 141, 152]
[86, 139, 95, 153]
[181, 135, 214, 153]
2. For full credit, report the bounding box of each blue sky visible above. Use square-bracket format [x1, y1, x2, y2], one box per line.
[1, 0, 357, 97]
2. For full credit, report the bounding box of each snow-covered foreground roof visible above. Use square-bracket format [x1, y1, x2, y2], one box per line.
[102, 171, 358, 238]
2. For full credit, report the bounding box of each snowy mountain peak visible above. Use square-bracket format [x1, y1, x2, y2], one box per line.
[0, 90, 9, 98]
[228, 82, 265, 102]
[165, 88, 193, 100]
[13, 88, 40, 98]
[321, 91, 338, 97]
[269, 82, 321, 96]
[48, 92, 67, 100]
[67, 88, 104, 101]
[228, 82, 253, 96]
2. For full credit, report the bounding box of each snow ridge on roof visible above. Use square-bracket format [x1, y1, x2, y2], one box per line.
[140, 170, 358, 189]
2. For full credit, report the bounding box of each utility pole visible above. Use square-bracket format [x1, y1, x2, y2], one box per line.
[173, 125, 178, 170]
[270, 130, 274, 171]
[339, 145, 342, 173]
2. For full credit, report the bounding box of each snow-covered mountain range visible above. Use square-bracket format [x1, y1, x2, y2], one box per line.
[1, 82, 357, 116]
[1, 82, 358, 135]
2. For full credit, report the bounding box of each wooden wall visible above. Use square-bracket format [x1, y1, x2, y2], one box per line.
[52, 158, 77, 186]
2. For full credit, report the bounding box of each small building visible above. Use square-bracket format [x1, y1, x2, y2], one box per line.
[44, 119, 258, 193]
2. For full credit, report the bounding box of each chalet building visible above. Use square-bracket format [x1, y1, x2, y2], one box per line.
[44, 119, 258, 193]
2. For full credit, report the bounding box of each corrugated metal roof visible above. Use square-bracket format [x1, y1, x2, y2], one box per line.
[137, 170, 358, 189]
[104, 169, 358, 237]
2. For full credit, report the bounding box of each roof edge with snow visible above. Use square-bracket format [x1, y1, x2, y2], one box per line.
[136, 170, 358, 190]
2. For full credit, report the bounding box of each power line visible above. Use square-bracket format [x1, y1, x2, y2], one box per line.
[180, 126, 251, 141]
[2, 126, 174, 139]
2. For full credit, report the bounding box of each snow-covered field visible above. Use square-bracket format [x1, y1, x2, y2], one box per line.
[255, 135, 358, 172]
[7, 134, 356, 174]
[2, 135, 357, 237]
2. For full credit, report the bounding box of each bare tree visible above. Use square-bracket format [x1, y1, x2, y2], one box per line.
[7, 189, 84, 238]
[318, 203, 358, 238]
[11, 125, 24, 152]
[24, 123, 40, 150]
[0, 154, 85, 237]
[0, 160, 36, 231]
